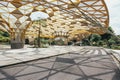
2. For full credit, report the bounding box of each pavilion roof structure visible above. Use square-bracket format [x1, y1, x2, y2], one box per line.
[0, 0, 109, 40]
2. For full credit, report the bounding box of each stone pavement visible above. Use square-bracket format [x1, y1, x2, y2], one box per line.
[0, 45, 120, 69]
[0, 46, 83, 67]
[0, 47, 120, 80]
[105, 49, 120, 69]
[111, 50, 120, 62]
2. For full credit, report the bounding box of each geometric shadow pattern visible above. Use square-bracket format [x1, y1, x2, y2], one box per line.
[0, 48, 119, 80]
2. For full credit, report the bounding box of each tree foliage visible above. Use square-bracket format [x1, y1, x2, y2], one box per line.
[0, 31, 10, 42]
[33, 19, 47, 47]
[90, 34, 101, 42]
[81, 26, 120, 49]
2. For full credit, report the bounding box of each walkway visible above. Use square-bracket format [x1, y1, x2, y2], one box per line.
[0, 46, 120, 80]
[0, 46, 83, 67]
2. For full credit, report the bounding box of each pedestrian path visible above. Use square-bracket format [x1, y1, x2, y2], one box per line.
[0, 45, 120, 68]
[105, 49, 120, 69]
[0, 47, 119, 80]
[72, 47, 108, 55]
[0, 46, 83, 67]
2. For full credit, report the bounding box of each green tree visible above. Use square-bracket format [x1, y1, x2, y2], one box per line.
[101, 27, 114, 40]
[0, 31, 10, 42]
[100, 26, 115, 47]
[33, 18, 46, 47]
[108, 39, 116, 48]
[2, 32, 10, 37]
[108, 26, 114, 33]
[90, 34, 101, 46]
[82, 38, 91, 46]
[97, 40, 104, 46]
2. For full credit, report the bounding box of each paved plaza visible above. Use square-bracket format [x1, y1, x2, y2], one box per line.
[0, 45, 84, 67]
[0, 45, 118, 67]
[0, 46, 120, 80]
[0, 45, 120, 80]
[0, 0, 119, 80]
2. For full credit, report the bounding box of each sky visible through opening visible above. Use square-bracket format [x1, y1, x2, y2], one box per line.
[105, 0, 120, 35]
[30, 12, 49, 20]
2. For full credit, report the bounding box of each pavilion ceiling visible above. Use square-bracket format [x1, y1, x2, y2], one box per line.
[0, 0, 109, 40]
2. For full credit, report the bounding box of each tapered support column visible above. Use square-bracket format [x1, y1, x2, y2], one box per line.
[10, 30, 25, 49]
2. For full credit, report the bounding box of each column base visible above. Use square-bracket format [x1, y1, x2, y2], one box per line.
[11, 42, 24, 49]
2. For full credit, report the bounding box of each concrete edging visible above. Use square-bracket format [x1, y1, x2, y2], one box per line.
[104, 49, 120, 70]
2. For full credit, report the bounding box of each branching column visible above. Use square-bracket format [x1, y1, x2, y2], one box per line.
[10, 28, 25, 49]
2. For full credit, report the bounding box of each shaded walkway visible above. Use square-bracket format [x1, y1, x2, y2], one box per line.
[0, 47, 120, 80]
[0, 46, 82, 67]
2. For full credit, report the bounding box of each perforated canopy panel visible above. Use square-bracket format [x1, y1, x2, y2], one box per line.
[0, 0, 109, 41]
